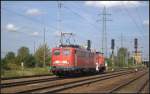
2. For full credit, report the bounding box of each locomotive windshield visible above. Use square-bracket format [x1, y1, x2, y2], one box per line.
[63, 49, 70, 56]
[54, 49, 60, 56]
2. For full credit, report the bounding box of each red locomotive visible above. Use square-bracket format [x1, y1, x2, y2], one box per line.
[50, 40, 106, 76]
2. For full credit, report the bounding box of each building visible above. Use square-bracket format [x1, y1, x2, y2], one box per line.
[133, 51, 142, 64]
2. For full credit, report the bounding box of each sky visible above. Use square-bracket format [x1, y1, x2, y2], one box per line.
[1, 1, 149, 60]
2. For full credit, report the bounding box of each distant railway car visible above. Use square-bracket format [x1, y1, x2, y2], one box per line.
[50, 40, 106, 76]
[95, 52, 105, 72]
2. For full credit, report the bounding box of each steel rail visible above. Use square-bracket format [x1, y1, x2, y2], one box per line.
[17, 70, 138, 93]
[136, 78, 149, 93]
[1, 76, 61, 88]
[107, 71, 148, 93]
[1, 69, 128, 89]
[1, 74, 52, 80]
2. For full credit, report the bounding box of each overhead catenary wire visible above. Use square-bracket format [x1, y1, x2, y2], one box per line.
[116, 2, 143, 55]
[1, 8, 49, 57]
[111, 2, 144, 44]
[129, 1, 148, 33]
[120, 2, 145, 40]
[59, 3, 102, 46]
[120, 2, 148, 63]
[71, 2, 100, 27]
[73, 3, 112, 53]
[129, 1, 149, 60]
[2, 3, 89, 50]
[71, 2, 104, 30]
[120, 3, 147, 45]
[63, 5, 100, 32]
[133, 4, 146, 60]
[1, 7, 57, 32]
[2, 7, 59, 46]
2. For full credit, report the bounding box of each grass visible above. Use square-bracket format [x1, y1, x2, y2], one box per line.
[1, 64, 146, 78]
[1, 67, 53, 78]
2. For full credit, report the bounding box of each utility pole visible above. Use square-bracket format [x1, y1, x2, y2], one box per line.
[125, 51, 129, 67]
[97, 6, 111, 58]
[127, 51, 129, 67]
[132, 51, 135, 65]
[34, 41, 37, 67]
[117, 46, 119, 67]
[120, 32, 124, 67]
[34, 41, 35, 54]
[57, 1, 63, 45]
[43, 27, 46, 67]
[121, 32, 123, 48]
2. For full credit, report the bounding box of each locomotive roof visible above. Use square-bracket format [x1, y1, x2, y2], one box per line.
[59, 44, 81, 48]
[96, 52, 104, 54]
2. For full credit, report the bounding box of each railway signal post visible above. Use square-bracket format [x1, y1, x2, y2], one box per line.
[134, 38, 138, 66]
[111, 39, 115, 71]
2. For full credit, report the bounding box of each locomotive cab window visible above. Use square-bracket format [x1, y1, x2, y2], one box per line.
[54, 49, 60, 56]
[63, 49, 70, 56]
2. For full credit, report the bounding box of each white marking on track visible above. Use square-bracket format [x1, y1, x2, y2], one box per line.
[27, 83, 39, 86]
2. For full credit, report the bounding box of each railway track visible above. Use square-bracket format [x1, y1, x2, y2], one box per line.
[1, 76, 60, 88]
[1, 68, 145, 93]
[17, 69, 141, 93]
[30, 69, 145, 93]
[1, 74, 51, 80]
[137, 78, 149, 93]
[108, 70, 148, 93]
[1, 68, 128, 89]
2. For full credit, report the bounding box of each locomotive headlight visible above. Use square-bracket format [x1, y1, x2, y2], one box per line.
[54, 60, 60, 64]
[62, 61, 69, 64]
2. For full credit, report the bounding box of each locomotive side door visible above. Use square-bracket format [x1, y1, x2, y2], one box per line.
[75, 50, 77, 67]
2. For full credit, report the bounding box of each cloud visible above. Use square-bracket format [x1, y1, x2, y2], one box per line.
[143, 20, 149, 26]
[31, 31, 39, 36]
[6, 24, 18, 32]
[85, 1, 142, 8]
[26, 8, 42, 16]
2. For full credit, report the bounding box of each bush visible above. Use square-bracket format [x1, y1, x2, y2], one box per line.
[24, 55, 36, 67]
[6, 63, 20, 70]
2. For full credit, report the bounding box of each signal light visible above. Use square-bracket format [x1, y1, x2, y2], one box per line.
[111, 39, 115, 49]
[134, 38, 138, 49]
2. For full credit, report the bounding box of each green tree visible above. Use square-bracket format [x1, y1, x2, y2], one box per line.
[24, 55, 36, 67]
[5, 52, 15, 60]
[3, 52, 18, 70]
[117, 47, 128, 67]
[1, 58, 7, 72]
[108, 55, 118, 68]
[106, 57, 112, 67]
[17, 47, 30, 66]
[128, 57, 134, 66]
[34, 44, 51, 67]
